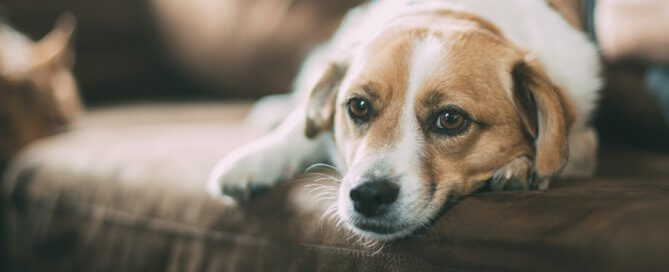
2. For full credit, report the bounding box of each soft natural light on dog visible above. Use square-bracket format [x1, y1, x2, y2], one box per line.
[2, 0, 669, 270]
[207, 0, 605, 242]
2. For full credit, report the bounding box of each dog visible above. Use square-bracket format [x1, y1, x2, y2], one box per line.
[208, 0, 601, 240]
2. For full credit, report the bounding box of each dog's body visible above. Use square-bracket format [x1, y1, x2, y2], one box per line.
[209, 0, 601, 240]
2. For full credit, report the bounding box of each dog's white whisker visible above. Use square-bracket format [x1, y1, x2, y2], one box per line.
[303, 183, 323, 189]
[360, 238, 369, 248]
[313, 191, 335, 197]
[346, 232, 358, 241]
[305, 187, 324, 193]
[307, 186, 329, 194]
[311, 173, 342, 182]
[314, 197, 336, 202]
[298, 173, 342, 185]
[326, 211, 339, 224]
[371, 242, 386, 256]
[307, 187, 324, 195]
[334, 216, 347, 233]
[355, 235, 365, 245]
[313, 197, 336, 204]
[306, 163, 343, 176]
[325, 213, 338, 224]
[314, 191, 336, 199]
[324, 204, 338, 214]
[317, 203, 340, 228]
[321, 205, 337, 219]
[363, 238, 376, 248]
[315, 176, 340, 182]
[299, 174, 341, 185]
[334, 218, 342, 231]
[305, 171, 341, 181]
[321, 202, 337, 220]
[305, 183, 337, 194]
[314, 194, 337, 199]
[369, 239, 378, 248]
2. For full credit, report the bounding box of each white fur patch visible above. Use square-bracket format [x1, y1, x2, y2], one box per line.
[391, 37, 445, 198]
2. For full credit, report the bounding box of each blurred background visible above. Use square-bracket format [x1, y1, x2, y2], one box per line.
[0, 0, 361, 103]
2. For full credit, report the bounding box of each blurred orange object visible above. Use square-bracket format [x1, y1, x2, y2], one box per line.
[0, 13, 82, 164]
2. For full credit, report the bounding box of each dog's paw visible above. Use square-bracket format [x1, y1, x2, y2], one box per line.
[207, 144, 298, 203]
[490, 156, 553, 191]
[490, 156, 533, 191]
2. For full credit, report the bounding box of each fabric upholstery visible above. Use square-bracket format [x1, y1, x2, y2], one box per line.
[2, 102, 669, 272]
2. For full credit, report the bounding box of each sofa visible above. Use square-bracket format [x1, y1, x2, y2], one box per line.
[2, 101, 669, 272]
[2, 0, 669, 271]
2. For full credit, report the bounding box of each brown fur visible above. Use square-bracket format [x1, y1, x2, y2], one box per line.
[305, 63, 346, 138]
[352, 28, 413, 149]
[513, 57, 575, 179]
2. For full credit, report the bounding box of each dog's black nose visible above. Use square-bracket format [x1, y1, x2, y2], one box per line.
[350, 181, 399, 217]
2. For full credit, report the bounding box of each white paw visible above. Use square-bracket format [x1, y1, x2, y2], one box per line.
[207, 143, 298, 202]
[490, 156, 533, 191]
[490, 156, 552, 191]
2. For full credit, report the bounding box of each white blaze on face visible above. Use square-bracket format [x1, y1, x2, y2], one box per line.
[392, 36, 446, 204]
[338, 35, 448, 218]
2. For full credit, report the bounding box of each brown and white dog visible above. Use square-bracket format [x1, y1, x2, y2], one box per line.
[208, 0, 601, 240]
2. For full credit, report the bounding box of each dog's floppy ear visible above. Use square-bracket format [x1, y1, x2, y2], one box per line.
[512, 56, 575, 178]
[305, 63, 347, 138]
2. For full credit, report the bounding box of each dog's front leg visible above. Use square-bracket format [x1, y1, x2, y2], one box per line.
[207, 107, 330, 202]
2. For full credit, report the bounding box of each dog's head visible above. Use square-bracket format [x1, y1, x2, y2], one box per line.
[305, 10, 574, 240]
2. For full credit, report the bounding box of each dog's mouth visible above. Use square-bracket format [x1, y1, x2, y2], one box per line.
[343, 192, 460, 240]
[352, 221, 404, 235]
[346, 215, 422, 240]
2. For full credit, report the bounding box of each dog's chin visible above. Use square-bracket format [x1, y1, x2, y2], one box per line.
[346, 219, 418, 241]
[337, 200, 442, 241]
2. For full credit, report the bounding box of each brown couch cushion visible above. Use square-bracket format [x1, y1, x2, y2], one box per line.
[2, 102, 669, 272]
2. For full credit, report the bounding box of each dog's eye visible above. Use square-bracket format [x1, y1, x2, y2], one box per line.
[347, 98, 371, 121]
[433, 108, 469, 135]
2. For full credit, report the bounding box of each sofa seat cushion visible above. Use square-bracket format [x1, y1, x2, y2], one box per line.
[3, 102, 669, 272]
